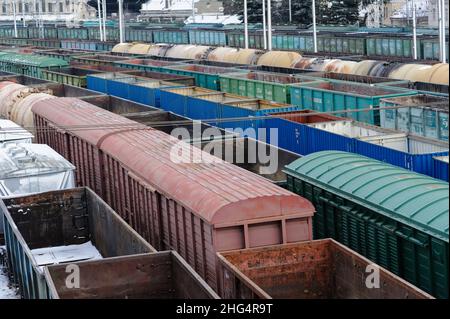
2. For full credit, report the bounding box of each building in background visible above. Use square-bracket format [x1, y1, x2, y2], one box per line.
[0, 0, 96, 22]
[390, 0, 430, 26]
[428, 0, 449, 27]
[359, 0, 448, 27]
[139, 0, 225, 23]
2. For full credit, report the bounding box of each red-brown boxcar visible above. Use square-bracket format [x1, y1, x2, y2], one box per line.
[32, 97, 315, 292]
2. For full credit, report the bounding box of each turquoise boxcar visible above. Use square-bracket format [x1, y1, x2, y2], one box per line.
[380, 94, 449, 141]
[290, 80, 418, 125]
[0, 53, 68, 78]
[152, 29, 189, 44]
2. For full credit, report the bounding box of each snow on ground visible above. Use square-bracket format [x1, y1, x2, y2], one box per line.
[32, 241, 103, 270]
[0, 247, 19, 300]
[0, 268, 18, 299]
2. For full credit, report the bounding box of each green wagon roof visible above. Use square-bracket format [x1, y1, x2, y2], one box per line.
[284, 151, 449, 242]
[0, 53, 68, 67]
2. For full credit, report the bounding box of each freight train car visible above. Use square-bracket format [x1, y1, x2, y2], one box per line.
[0, 24, 446, 61]
[379, 94, 449, 141]
[1, 187, 155, 299]
[217, 239, 433, 299]
[0, 53, 68, 79]
[290, 80, 418, 125]
[284, 151, 449, 299]
[263, 113, 449, 180]
[31, 97, 316, 292]
[87, 72, 193, 106]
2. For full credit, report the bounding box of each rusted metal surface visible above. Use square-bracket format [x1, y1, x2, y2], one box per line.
[71, 54, 134, 66]
[302, 71, 410, 86]
[31, 97, 316, 291]
[270, 109, 347, 124]
[9, 93, 55, 130]
[115, 70, 195, 86]
[0, 83, 37, 118]
[0, 75, 52, 86]
[194, 137, 300, 186]
[44, 251, 219, 299]
[117, 108, 234, 142]
[208, 48, 263, 65]
[217, 239, 435, 299]
[32, 98, 144, 196]
[68, 64, 137, 73]
[257, 51, 302, 68]
[80, 95, 158, 115]
[309, 80, 405, 96]
[165, 45, 212, 60]
[78, 97, 234, 143]
[29, 83, 103, 98]
[1, 187, 155, 299]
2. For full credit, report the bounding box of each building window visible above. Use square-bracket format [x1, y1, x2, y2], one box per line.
[59, 2, 63, 12]
[2, 4, 5, 14]
[25, 3, 29, 12]
[48, 3, 52, 13]
[18, 1, 22, 12]
[41, 0, 46, 13]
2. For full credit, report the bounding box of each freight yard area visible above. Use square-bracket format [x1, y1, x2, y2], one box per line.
[0, 0, 448, 307]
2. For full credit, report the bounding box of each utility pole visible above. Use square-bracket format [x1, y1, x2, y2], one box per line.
[312, 0, 317, 53]
[289, 0, 292, 23]
[442, 0, 447, 63]
[97, 0, 103, 41]
[33, 0, 38, 27]
[438, 0, 446, 62]
[244, 0, 249, 49]
[22, 0, 26, 27]
[262, 0, 267, 49]
[118, 0, 125, 43]
[102, 0, 107, 41]
[13, 0, 18, 38]
[267, 0, 272, 50]
[39, 0, 44, 38]
[412, 0, 417, 59]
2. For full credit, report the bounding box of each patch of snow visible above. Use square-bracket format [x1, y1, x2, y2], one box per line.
[142, 0, 200, 12]
[0, 247, 19, 299]
[170, 0, 200, 11]
[141, 0, 166, 11]
[185, 14, 242, 25]
[31, 241, 103, 270]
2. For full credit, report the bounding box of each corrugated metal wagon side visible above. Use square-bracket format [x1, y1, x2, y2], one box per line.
[32, 98, 144, 197]
[98, 128, 316, 292]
